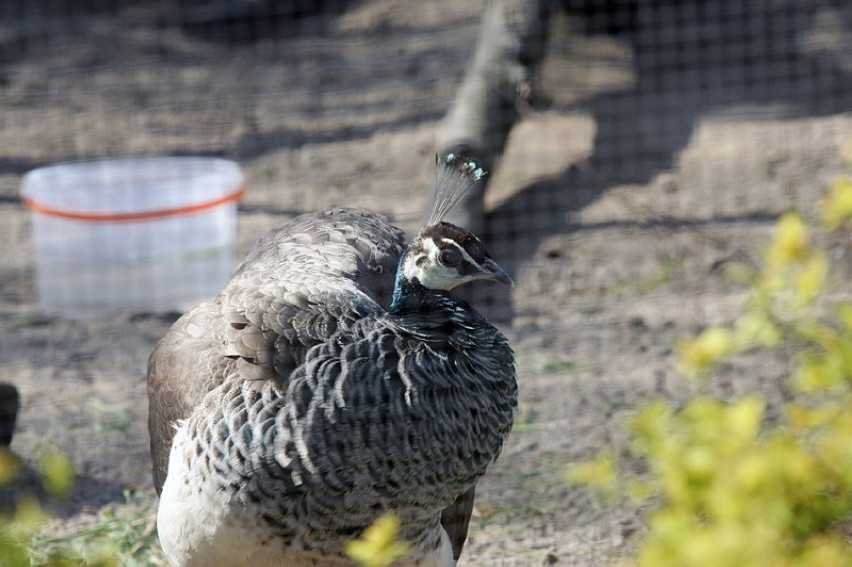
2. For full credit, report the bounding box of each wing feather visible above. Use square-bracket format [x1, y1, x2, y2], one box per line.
[147, 208, 405, 493]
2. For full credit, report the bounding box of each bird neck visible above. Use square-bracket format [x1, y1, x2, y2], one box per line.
[390, 247, 452, 314]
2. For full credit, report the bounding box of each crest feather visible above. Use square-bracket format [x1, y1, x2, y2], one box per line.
[427, 153, 487, 226]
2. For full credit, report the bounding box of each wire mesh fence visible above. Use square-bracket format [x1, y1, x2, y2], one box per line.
[1, 1, 850, 564]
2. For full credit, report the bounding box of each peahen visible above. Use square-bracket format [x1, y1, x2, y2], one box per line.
[147, 154, 517, 566]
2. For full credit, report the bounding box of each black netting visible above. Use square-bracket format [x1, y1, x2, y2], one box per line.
[1, 1, 850, 564]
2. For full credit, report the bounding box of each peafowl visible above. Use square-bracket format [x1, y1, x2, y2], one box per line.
[147, 153, 517, 567]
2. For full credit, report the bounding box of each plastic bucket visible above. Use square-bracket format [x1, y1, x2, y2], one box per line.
[21, 157, 243, 318]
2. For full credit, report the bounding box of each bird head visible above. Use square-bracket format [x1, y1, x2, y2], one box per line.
[393, 153, 512, 307]
[402, 221, 512, 290]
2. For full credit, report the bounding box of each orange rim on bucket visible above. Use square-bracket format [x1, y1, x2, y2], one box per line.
[21, 185, 245, 222]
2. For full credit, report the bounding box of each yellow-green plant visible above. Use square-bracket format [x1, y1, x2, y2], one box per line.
[0, 445, 145, 567]
[570, 170, 852, 567]
[0, 444, 80, 567]
[345, 513, 411, 567]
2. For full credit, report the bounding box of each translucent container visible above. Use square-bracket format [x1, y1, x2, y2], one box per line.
[21, 157, 244, 318]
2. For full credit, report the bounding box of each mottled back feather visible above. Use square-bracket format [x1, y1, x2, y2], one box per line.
[147, 208, 406, 492]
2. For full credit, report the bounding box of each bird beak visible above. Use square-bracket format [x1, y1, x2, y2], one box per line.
[480, 258, 514, 287]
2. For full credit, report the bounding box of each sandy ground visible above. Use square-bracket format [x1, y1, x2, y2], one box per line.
[1, 1, 851, 565]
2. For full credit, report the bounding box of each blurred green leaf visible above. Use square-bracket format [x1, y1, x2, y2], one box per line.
[39, 445, 75, 497]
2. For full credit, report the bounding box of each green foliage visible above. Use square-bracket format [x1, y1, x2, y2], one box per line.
[0, 446, 160, 567]
[38, 446, 75, 498]
[570, 167, 852, 567]
[29, 489, 162, 567]
[627, 396, 852, 567]
[0, 491, 43, 567]
[1, 445, 68, 567]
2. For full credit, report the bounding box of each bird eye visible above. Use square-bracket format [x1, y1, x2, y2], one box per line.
[438, 247, 463, 267]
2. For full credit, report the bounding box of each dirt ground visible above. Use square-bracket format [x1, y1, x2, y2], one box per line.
[1, 1, 851, 565]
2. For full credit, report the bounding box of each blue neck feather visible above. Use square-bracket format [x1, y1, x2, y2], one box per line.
[390, 245, 452, 314]
[390, 249, 420, 313]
